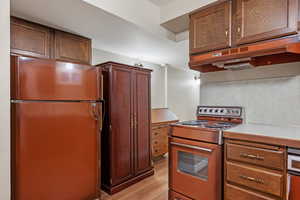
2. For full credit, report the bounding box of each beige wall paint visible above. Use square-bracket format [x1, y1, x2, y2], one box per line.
[167, 67, 199, 121]
[92, 48, 166, 109]
[200, 63, 300, 127]
[0, 0, 10, 199]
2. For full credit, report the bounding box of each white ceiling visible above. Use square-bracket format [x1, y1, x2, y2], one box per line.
[148, 0, 175, 6]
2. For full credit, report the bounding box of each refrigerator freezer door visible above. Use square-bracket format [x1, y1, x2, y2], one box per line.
[11, 55, 100, 100]
[12, 101, 101, 200]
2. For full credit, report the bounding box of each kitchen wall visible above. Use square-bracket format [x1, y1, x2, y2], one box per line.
[92, 48, 199, 120]
[0, 0, 11, 199]
[200, 63, 300, 127]
[167, 67, 200, 121]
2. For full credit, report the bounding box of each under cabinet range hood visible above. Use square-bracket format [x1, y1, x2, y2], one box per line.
[189, 36, 300, 73]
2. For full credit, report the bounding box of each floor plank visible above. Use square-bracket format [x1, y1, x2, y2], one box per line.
[101, 157, 168, 200]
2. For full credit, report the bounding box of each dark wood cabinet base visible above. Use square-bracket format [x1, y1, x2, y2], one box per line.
[102, 169, 154, 195]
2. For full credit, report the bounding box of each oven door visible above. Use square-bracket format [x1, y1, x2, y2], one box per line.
[169, 137, 222, 200]
[287, 154, 300, 200]
[287, 173, 300, 200]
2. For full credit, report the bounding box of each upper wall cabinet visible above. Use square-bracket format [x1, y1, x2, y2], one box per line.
[54, 31, 91, 65]
[190, 1, 231, 54]
[232, 0, 298, 45]
[190, 0, 299, 55]
[11, 17, 92, 65]
[11, 17, 52, 59]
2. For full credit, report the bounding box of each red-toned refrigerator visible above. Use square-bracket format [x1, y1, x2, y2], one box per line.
[11, 55, 102, 200]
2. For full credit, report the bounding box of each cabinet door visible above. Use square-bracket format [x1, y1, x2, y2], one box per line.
[190, 1, 231, 54]
[110, 67, 135, 185]
[11, 17, 52, 59]
[134, 70, 152, 174]
[54, 30, 91, 64]
[232, 0, 298, 45]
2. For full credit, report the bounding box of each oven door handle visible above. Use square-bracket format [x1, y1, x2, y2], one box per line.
[170, 142, 213, 153]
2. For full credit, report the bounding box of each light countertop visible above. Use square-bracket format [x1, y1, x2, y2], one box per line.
[224, 123, 300, 148]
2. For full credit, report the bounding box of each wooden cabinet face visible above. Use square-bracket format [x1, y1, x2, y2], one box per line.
[11, 17, 52, 59]
[54, 30, 91, 64]
[110, 67, 135, 185]
[152, 126, 169, 158]
[134, 71, 152, 174]
[190, 1, 231, 54]
[232, 0, 298, 45]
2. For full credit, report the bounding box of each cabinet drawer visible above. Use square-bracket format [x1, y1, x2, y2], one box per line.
[226, 143, 284, 170]
[226, 162, 283, 197]
[153, 147, 167, 157]
[152, 140, 167, 157]
[152, 139, 166, 147]
[152, 126, 169, 139]
[169, 190, 192, 200]
[225, 184, 276, 200]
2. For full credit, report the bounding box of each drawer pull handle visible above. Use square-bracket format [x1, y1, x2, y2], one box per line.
[174, 198, 182, 200]
[240, 153, 264, 161]
[240, 175, 264, 184]
[154, 132, 159, 135]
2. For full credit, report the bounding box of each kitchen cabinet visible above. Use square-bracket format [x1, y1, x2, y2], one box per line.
[98, 62, 154, 194]
[224, 140, 286, 200]
[54, 30, 91, 64]
[190, 1, 231, 54]
[232, 0, 298, 45]
[134, 70, 152, 175]
[190, 0, 299, 55]
[151, 108, 178, 159]
[11, 17, 52, 59]
[11, 17, 92, 64]
[225, 184, 277, 200]
[152, 126, 169, 158]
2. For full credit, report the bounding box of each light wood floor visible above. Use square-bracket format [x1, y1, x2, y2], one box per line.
[101, 157, 168, 200]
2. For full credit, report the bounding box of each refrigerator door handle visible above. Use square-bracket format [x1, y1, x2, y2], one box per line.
[90, 103, 99, 121]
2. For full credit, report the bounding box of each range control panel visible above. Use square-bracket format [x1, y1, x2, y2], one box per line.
[197, 106, 243, 118]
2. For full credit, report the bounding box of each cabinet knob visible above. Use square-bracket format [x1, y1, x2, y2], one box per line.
[225, 30, 228, 36]
[237, 27, 241, 33]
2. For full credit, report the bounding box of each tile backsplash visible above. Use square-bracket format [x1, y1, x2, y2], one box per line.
[200, 75, 300, 127]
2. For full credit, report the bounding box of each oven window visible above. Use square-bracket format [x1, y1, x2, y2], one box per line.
[177, 151, 208, 181]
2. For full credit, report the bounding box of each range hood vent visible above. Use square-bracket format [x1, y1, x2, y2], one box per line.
[189, 36, 300, 73]
[213, 58, 254, 71]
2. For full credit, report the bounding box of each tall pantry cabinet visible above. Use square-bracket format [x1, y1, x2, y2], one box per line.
[96, 62, 154, 194]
